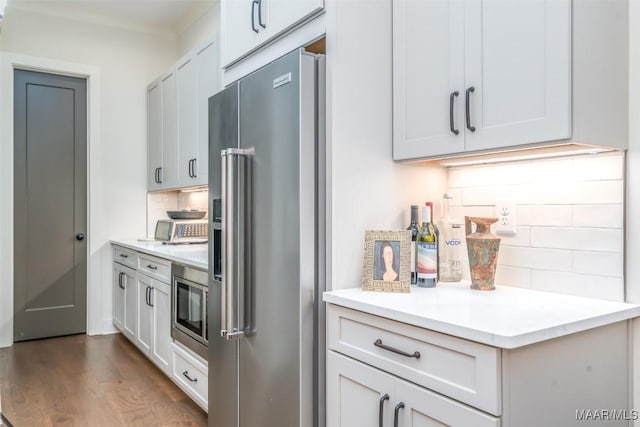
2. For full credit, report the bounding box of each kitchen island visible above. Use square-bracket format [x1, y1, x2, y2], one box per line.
[324, 284, 640, 427]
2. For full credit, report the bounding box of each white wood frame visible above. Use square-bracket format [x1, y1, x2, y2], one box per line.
[0, 53, 101, 347]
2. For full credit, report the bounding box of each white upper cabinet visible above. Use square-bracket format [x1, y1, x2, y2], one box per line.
[393, 0, 572, 160]
[195, 40, 219, 185]
[147, 82, 163, 191]
[148, 36, 220, 191]
[177, 57, 197, 188]
[161, 71, 178, 185]
[464, 0, 571, 152]
[221, 0, 324, 67]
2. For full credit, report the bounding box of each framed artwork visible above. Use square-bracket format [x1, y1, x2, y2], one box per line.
[361, 230, 412, 293]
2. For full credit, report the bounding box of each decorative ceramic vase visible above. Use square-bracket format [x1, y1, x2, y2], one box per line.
[465, 216, 501, 291]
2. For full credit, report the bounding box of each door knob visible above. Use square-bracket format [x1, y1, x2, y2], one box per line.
[76, 233, 85, 241]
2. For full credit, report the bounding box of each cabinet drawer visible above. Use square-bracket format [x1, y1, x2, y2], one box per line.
[113, 245, 137, 269]
[328, 305, 501, 415]
[173, 344, 208, 409]
[138, 253, 171, 284]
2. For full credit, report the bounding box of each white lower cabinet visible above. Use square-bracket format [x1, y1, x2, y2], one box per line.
[112, 244, 208, 410]
[172, 343, 208, 412]
[327, 304, 632, 427]
[328, 352, 499, 427]
[113, 257, 137, 342]
[136, 269, 172, 376]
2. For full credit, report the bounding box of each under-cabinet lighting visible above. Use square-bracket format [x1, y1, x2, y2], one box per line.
[180, 186, 208, 193]
[438, 147, 610, 167]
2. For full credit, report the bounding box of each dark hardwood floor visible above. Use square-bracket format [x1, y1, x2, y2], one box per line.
[0, 333, 207, 426]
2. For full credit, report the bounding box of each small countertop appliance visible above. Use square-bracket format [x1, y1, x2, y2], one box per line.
[155, 219, 208, 244]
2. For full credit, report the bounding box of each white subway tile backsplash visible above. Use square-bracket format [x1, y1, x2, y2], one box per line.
[528, 158, 574, 183]
[530, 227, 574, 250]
[448, 152, 624, 300]
[518, 205, 573, 226]
[573, 251, 623, 278]
[572, 228, 623, 253]
[530, 270, 624, 301]
[498, 246, 572, 271]
[447, 188, 463, 207]
[573, 205, 623, 228]
[494, 265, 531, 288]
[573, 153, 624, 181]
[518, 182, 575, 205]
[497, 226, 530, 247]
[531, 227, 623, 252]
[573, 180, 624, 204]
[449, 165, 494, 188]
[462, 186, 511, 206]
[492, 162, 535, 185]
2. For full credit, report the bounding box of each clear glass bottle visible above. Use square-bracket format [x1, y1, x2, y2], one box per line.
[406, 205, 420, 285]
[438, 193, 463, 282]
[417, 203, 437, 287]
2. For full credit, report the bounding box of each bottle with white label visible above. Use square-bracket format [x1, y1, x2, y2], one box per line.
[438, 193, 463, 282]
[406, 205, 420, 285]
[417, 204, 437, 287]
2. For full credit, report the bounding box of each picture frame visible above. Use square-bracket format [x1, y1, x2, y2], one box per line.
[362, 230, 412, 293]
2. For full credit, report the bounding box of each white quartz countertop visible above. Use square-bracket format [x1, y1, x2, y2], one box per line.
[323, 283, 640, 349]
[111, 239, 208, 271]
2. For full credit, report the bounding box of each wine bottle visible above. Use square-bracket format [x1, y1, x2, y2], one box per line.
[437, 193, 463, 282]
[417, 203, 437, 288]
[406, 205, 419, 284]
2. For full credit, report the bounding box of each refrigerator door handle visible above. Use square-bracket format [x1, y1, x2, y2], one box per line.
[221, 148, 254, 340]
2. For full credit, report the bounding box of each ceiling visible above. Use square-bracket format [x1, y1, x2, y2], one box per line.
[5, 0, 217, 34]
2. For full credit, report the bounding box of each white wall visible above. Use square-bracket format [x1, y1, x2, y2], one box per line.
[0, 7, 177, 346]
[449, 152, 625, 301]
[325, 0, 448, 291]
[176, 3, 220, 59]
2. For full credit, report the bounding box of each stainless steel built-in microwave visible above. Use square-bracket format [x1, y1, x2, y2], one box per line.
[171, 264, 208, 359]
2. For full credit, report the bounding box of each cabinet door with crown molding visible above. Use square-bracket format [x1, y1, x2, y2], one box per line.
[464, 0, 571, 152]
[393, 0, 571, 160]
[393, 0, 466, 160]
[221, 0, 324, 67]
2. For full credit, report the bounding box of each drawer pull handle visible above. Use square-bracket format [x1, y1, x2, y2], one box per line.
[393, 402, 405, 427]
[119, 253, 128, 258]
[374, 339, 421, 359]
[183, 370, 198, 383]
[379, 394, 389, 427]
[146, 264, 158, 270]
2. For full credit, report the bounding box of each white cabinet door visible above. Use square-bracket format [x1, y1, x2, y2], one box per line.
[222, 0, 267, 67]
[392, 0, 571, 160]
[147, 82, 163, 190]
[194, 40, 219, 186]
[395, 379, 499, 427]
[222, 0, 323, 67]
[464, 0, 571, 152]
[151, 280, 172, 375]
[261, 0, 324, 42]
[136, 273, 153, 353]
[392, 0, 465, 160]
[177, 57, 197, 188]
[160, 71, 178, 188]
[123, 266, 137, 342]
[327, 351, 395, 427]
[113, 264, 125, 332]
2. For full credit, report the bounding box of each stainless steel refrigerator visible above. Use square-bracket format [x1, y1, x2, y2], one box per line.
[208, 49, 326, 427]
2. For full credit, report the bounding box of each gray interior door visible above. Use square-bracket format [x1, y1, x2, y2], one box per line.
[13, 69, 87, 342]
